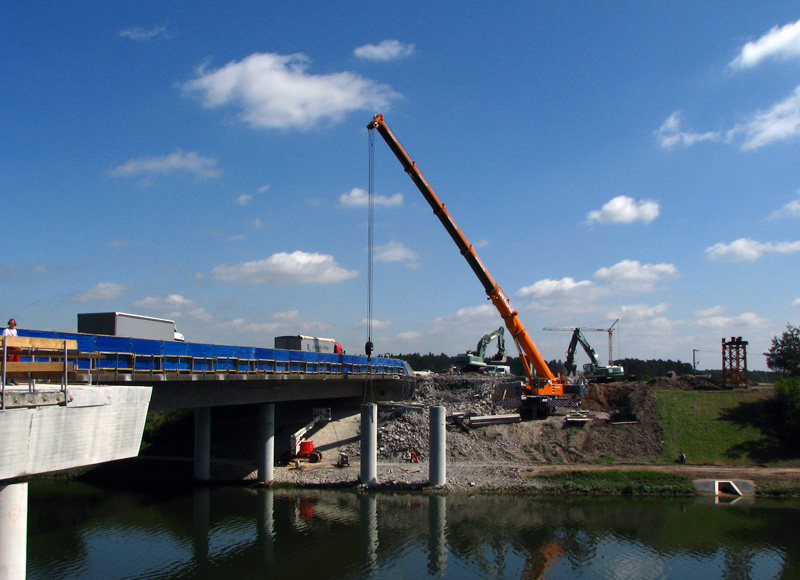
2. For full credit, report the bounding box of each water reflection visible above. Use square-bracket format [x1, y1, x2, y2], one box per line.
[27, 481, 799, 579]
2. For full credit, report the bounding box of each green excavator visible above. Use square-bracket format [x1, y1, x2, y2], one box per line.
[453, 327, 510, 374]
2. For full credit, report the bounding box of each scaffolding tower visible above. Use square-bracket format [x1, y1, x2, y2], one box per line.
[721, 337, 748, 388]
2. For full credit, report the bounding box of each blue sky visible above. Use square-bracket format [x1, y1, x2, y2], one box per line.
[3, 2, 800, 370]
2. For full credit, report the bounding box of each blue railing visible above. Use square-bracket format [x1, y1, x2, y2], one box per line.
[17, 329, 409, 378]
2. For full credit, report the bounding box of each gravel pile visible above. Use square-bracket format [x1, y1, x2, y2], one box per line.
[341, 374, 528, 462]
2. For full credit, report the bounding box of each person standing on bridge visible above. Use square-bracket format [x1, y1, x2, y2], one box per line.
[3, 318, 19, 385]
[4, 319, 19, 361]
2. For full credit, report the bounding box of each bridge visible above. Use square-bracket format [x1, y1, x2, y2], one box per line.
[0, 330, 415, 579]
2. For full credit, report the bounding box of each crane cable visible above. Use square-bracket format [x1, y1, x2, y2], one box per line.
[364, 127, 376, 404]
[366, 128, 375, 361]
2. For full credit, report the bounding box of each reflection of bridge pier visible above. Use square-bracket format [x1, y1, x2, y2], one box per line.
[192, 487, 210, 562]
[360, 494, 379, 570]
[428, 495, 447, 575]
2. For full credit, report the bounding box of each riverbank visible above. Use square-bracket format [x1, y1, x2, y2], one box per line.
[265, 458, 800, 496]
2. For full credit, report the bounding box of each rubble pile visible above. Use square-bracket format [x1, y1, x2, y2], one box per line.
[342, 374, 525, 462]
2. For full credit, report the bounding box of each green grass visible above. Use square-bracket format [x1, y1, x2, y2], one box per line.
[537, 470, 694, 495]
[656, 389, 773, 465]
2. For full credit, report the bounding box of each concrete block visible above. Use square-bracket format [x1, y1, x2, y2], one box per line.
[0, 386, 152, 480]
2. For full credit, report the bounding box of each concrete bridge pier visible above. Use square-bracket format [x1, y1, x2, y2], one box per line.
[194, 407, 211, 481]
[0, 481, 27, 580]
[360, 404, 377, 485]
[257, 403, 275, 483]
[429, 405, 446, 486]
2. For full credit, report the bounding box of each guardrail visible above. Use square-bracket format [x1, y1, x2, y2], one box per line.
[1, 336, 78, 409]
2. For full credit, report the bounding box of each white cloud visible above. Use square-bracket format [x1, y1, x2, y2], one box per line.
[696, 306, 725, 318]
[396, 330, 422, 342]
[705, 238, 800, 261]
[428, 304, 499, 339]
[272, 310, 300, 322]
[730, 19, 800, 69]
[184, 52, 399, 130]
[188, 308, 213, 322]
[133, 294, 194, 310]
[657, 112, 721, 149]
[109, 150, 220, 180]
[661, 89, 800, 152]
[594, 260, 678, 288]
[212, 251, 359, 284]
[738, 86, 800, 150]
[225, 318, 286, 335]
[696, 311, 768, 329]
[234, 193, 253, 206]
[358, 318, 392, 330]
[586, 195, 660, 224]
[610, 303, 669, 322]
[373, 241, 420, 268]
[452, 304, 496, 320]
[68, 282, 132, 303]
[768, 193, 800, 219]
[792, 298, 800, 308]
[517, 277, 594, 298]
[119, 26, 170, 42]
[354, 40, 415, 61]
[340, 187, 403, 207]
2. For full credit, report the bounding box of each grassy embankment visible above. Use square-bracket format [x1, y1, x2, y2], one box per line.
[536, 389, 800, 496]
[656, 389, 783, 466]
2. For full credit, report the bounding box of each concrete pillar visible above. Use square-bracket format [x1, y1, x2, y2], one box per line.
[0, 481, 27, 580]
[429, 405, 446, 486]
[194, 407, 211, 481]
[360, 403, 377, 485]
[257, 403, 275, 483]
[427, 495, 447, 575]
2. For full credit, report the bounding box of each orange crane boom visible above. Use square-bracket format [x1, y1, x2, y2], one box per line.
[368, 114, 566, 397]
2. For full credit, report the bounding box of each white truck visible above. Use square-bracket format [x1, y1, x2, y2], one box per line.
[78, 312, 184, 342]
[274, 335, 342, 354]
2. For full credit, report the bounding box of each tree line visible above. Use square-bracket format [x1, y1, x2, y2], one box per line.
[388, 352, 777, 383]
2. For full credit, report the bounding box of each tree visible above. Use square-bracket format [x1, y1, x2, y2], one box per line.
[765, 324, 800, 377]
[774, 376, 800, 446]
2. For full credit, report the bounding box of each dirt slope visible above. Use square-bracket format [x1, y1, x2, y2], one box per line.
[346, 374, 723, 464]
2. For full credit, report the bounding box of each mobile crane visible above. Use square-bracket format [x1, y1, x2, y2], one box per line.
[368, 114, 574, 417]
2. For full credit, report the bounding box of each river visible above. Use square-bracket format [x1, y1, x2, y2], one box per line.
[27, 481, 799, 579]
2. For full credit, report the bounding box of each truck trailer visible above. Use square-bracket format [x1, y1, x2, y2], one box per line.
[77, 312, 184, 342]
[275, 335, 342, 354]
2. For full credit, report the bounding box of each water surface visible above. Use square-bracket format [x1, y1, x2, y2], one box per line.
[27, 481, 799, 579]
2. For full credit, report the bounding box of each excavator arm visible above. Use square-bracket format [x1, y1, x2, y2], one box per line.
[368, 114, 565, 397]
[564, 328, 603, 375]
